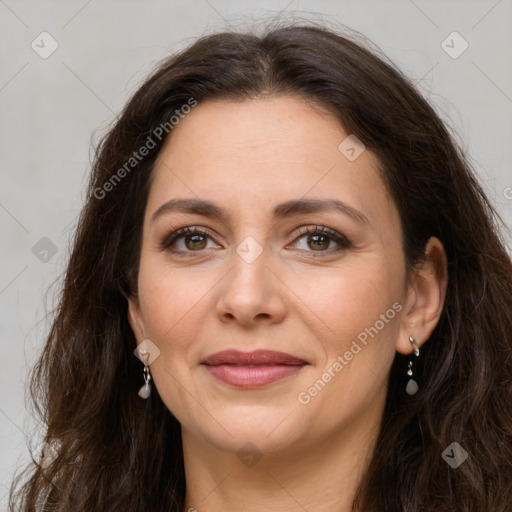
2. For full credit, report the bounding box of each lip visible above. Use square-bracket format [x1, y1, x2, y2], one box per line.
[202, 349, 307, 366]
[201, 350, 308, 389]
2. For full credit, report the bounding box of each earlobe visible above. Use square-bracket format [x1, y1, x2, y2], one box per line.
[396, 237, 448, 355]
[127, 294, 145, 342]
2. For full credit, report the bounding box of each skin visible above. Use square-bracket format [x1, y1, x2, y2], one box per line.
[128, 95, 448, 512]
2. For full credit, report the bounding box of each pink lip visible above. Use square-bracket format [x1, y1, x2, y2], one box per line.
[202, 350, 307, 389]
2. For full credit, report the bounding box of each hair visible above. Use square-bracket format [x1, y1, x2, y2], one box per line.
[10, 21, 512, 512]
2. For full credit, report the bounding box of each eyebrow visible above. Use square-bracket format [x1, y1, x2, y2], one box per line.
[151, 197, 371, 226]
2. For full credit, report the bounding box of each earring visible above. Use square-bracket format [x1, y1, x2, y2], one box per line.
[138, 363, 152, 399]
[405, 336, 420, 395]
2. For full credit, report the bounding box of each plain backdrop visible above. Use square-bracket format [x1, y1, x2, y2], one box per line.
[1, 0, 511, 508]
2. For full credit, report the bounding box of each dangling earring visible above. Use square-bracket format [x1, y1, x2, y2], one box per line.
[134, 339, 160, 399]
[405, 336, 420, 395]
[138, 363, 152, 399]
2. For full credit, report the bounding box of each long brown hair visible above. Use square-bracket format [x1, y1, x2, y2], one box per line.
[10, 22, 512, 511]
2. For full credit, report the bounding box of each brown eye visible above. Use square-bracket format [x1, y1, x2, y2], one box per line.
[291, 225, 351, 255]
[184, 233, 207, 250]
[160, 227, 218, 255]
[306, 234, 330, 251]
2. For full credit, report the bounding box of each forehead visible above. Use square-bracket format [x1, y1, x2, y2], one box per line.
[146, 96, 398, 231]
[155, 96, 349, 176]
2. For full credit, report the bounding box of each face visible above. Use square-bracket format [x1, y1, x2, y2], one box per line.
[128, 95, 412, 457]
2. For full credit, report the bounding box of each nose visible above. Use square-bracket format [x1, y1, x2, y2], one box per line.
[215, 244, 287, 328]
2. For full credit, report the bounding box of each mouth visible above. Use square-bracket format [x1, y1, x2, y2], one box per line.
[201, 350, 308, 389]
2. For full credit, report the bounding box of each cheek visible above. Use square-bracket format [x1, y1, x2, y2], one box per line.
[302, 257, 404, 391]
[135, 264, 214, 413]
[305, 255, 403, 333]
[138, 268, 203, 343]
[137, 249, 405, 355]
[136, 256, 223, 369]
[291, 266, 403, 430]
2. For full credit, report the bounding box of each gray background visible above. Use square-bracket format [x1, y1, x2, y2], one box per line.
[1, 0, 511, 507]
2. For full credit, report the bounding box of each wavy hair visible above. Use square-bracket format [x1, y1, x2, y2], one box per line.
[10, 22, 512, 511]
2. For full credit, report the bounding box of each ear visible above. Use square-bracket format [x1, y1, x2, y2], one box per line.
[396, 236, 448, 355]
[127, 294, 145, 343]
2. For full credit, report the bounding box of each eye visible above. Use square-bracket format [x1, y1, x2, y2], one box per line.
[159, 227, 219, 255]
[289, 225, 351, 255]
[160, 225, 351, 257]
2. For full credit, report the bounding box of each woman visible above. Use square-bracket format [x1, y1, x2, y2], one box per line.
[10, 23, 512, 511]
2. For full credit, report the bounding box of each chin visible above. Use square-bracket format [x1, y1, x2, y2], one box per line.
[186, 406, 308, 454]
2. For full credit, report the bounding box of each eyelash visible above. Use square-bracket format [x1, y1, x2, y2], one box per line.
[159, 225, 351, 257]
